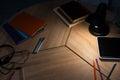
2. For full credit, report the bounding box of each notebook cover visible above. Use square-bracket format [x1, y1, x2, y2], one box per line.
[3, 24, 26, 44]
[14, 28, 29, 39]
[9, 12, 46, 37]
[60, 1, 89, 23]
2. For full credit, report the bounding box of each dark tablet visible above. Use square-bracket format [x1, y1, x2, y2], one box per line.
[97, 37, 120, 60]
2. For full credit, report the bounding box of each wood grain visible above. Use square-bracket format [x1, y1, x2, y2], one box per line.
[66, 22, 120, 80]
[22, 46, 106, 80]
[1, 0, 120, 80]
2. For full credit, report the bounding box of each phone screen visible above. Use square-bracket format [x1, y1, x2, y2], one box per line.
[97, 37, 120, 59]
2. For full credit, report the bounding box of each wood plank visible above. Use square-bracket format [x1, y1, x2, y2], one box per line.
[16, 46, 106, 80]
[66, 21, 120, 80]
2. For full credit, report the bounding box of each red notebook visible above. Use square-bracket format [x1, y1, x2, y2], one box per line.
[9, 12, 46, 37]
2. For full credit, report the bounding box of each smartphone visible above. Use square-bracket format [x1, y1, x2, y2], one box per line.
[97, 37, 120, 60]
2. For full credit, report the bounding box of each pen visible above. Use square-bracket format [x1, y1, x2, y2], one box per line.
[96, 59, 103, 80]
[107, 63, 117, 80]
[33, 37, 44, 54]
[93, 60, 97, 80]
[21, 67, 25, 80]
[9, 71, 15, 80]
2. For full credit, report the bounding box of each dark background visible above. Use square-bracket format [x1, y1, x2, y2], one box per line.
[0, 0, 120, 25]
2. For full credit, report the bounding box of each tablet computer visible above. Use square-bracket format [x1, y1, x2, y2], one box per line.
[97, 37, 120, 60]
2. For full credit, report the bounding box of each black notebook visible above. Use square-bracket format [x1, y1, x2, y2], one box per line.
[53, 1, 89, 27]
[97, 37, 120, 60]
[60, 1, 89, 23]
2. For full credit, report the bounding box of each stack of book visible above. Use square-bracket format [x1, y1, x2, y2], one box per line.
[53, 1, 89, 27]
[3, 12, 46, 44]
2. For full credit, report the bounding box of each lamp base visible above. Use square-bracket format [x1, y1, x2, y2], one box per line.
[89, 24, 109, 36]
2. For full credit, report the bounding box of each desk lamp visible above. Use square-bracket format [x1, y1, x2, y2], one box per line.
[86, 3, 109, 36]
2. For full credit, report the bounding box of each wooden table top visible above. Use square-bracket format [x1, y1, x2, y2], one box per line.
[0, 0, 120, 80]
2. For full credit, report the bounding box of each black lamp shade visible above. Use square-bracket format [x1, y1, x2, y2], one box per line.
[86, 3, 109, 36]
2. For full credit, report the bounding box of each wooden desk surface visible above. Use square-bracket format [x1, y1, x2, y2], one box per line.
[0, 0, 120, 80]
[66, 22, 120, 80]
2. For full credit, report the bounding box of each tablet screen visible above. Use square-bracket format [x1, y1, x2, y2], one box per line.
[97, 37, 120, 60]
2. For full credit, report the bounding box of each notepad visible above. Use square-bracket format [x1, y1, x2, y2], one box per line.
[9, 12, 46, 37]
